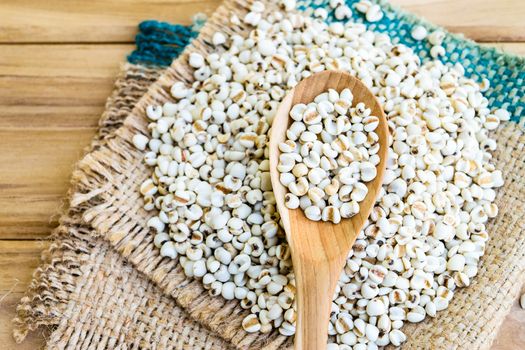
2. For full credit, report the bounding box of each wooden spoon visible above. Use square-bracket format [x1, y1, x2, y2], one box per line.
[269, 70, 389, 350]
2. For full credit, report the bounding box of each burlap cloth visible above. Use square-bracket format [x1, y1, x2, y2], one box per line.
[13, 0, 525, 349]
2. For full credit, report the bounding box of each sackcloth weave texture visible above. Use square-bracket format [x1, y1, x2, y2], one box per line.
[13, 0, 525, 349]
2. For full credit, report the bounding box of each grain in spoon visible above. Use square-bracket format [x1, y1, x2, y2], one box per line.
[269, 70, 389, 350]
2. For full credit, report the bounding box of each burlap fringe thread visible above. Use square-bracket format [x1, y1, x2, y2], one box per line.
[14, 0, 525, 348]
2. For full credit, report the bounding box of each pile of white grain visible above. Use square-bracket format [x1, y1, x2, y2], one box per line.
[132, 1, 509, 348]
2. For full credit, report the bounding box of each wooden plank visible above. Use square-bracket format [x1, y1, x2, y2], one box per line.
[392, 0, 525, 42]
[0, 76, 109, 128]
[0, 0, 524, 43]
[0, 42, 522, 84]
[0, 0, 221, 43]
[0, 44, 131, 129]
[0, 129, 95, 239]
[0, 44, 125, 239]
[0, 44, 133, 78]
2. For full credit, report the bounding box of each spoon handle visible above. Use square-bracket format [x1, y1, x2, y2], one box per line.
[294, 256, 345, 350]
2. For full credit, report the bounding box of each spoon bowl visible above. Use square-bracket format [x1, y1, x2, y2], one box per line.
[269, 70, 389, 350]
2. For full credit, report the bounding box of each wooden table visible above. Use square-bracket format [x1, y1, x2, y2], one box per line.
[0, 1, 524, 349]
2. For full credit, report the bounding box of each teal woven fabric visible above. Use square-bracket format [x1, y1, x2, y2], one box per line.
[129, 0, 524, 123]
[301, 0, 525, 122]
[127, 17, 205, 67]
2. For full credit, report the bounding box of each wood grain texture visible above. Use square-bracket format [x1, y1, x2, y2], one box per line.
[0, 44, 130, 129]
[269, 71, 388, 350]
[0, 44, 130, 239]
[392, 0, 525, 42]
[0, 0, 222, 43]
[0, 1, 523, 43]
[0, 241, 49, 292]
[0, 130, 95, 239]
[0, 0, 523, 348]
